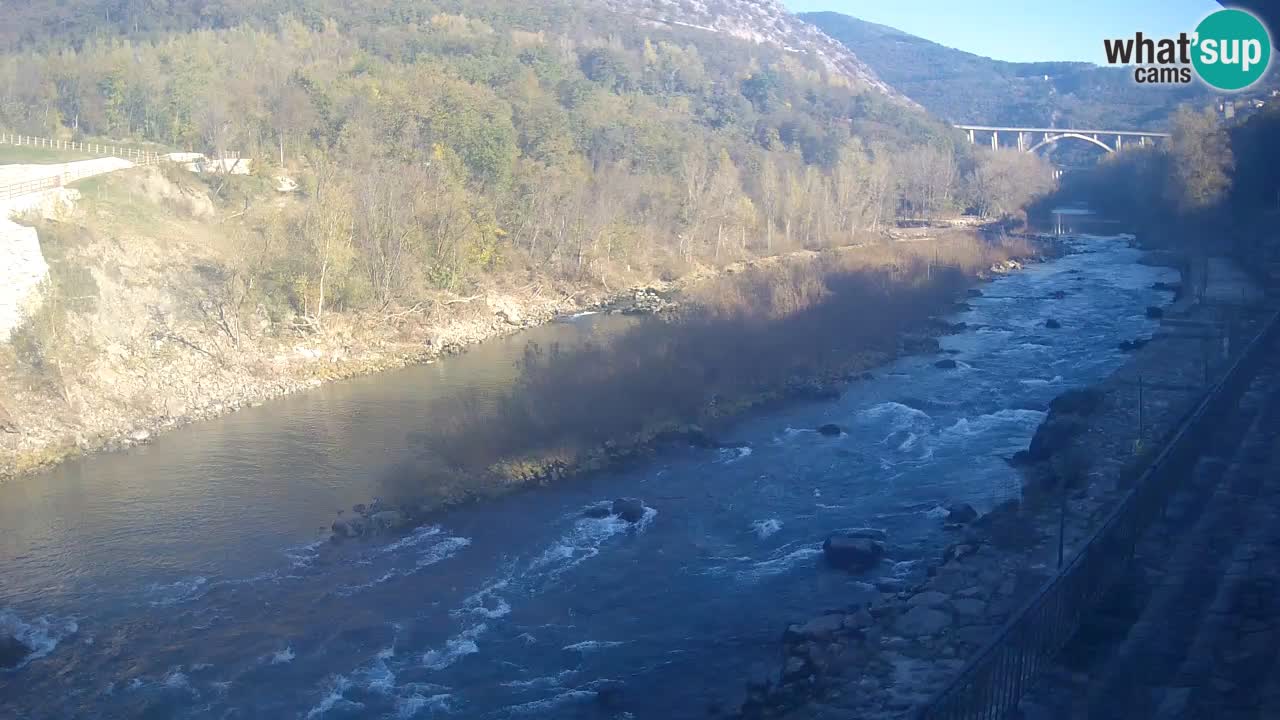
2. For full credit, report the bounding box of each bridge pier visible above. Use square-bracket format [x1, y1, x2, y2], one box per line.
[991, 130, 998, 151]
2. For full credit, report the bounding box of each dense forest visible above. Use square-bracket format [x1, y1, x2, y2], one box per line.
[803, 11, 1216, 130]
[0, 0, 1054, 324]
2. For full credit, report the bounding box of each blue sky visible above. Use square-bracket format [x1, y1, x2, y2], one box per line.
[784, 0, 1224, 63]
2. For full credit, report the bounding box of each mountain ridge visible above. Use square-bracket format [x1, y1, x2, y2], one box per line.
[802, 10, 1210, 129]
[601, 0, 913, 103]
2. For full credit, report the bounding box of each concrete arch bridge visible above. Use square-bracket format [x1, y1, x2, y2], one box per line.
[955, 125, 1171, 154]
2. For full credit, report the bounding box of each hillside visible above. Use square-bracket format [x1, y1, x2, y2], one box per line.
[0, 0, 1061, 475]
[802, 11, 1210, 130]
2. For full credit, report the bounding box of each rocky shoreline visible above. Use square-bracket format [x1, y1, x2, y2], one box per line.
[729, 254, 1276, 719]
[1, 230, 1055, 485]
[319, 245, 1066, 547]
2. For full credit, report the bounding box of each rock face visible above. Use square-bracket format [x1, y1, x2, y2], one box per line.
[597, 0, 909, 102]
[946, 503, 979, 525]
[822, 535, 885, 572]
[612, 498, 646, 523]
[1049, 387, 1105, 417]
[0, 215, 51, 342]
[371, 510, 407, 531]
[1027, 414, 1087, 461]
[895, 606, 952, 637]
[0, 634, 31, 669]
[787, 614, 846, 641]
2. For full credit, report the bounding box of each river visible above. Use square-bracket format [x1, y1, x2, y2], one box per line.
[0, 232, 1176, 720]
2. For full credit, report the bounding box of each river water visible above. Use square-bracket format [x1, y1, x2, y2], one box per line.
[0, 233, 1176, 720]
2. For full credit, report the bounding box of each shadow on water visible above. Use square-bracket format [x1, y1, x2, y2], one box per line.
[0, 232, 1181, 720]
[387, 235, 1030, 505]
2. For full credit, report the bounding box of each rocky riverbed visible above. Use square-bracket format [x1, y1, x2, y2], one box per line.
[734, 256, 1276, 720]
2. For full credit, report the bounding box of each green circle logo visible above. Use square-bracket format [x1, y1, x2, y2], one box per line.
[1193, 9, 1272, 91]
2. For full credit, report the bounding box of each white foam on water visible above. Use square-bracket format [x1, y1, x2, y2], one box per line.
[354, 653, 397, 695]
[337, 535, 471, 596]
[162, 669, 195, 693]
[569, 311, 599, 319]
[0, 609, 78, 667]
[269, 646, 295, 665]
[562, 640, 625, 652]
[751, 518, 783, 539]
[422, 624, 487, 671]
[284, 539, 327, 568]
[924, 505, 950, 520]
[860, 401, 932, 435]
[815, 503, 845, 510]
[416, 536, 472, 570]
[396, 692, 452, 718]
[454, 581, 512, 620]
[742, 544, 823, 580]
[775, 427, 815, 444]
[379, 525, 443, 554]
[942, 409, 1046, 439]
[718, 446, 753, 463]
[502, 670, 574, 691]
[306, 674, 360, 719]
[145, 576, 209, 606]
[526, 506, 656, 584]
[505, 689, 596, 715]
[892, 560, 921, 578]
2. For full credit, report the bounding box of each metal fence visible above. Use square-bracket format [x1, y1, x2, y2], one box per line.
[917, 306, 1280, 720]
[0, 149, 163, 202]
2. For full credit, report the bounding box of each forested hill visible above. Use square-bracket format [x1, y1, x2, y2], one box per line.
[802, 11, 1210, 130]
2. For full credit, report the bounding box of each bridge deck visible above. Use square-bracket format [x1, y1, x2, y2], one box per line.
[954, 124, 1170, 137]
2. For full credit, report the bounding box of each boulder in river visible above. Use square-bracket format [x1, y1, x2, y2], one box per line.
[331, 515, 369, 540]
[582, 503, 613, 519]
[786, 614, 846, 642]
[934, 359, 959, 370]
[1146, 306, 1164, 319]
[946, 503, 979, 525]
[1049, 388, 1105, 417]
[1044, 318, 1062, 329]
[0, 634, 31, 669]
[371, 510, 407, 531]
[1049, 290, 1068, 299]
[822, 535, 885, 572]
[895, 606, 952, 637]
[1118, 338, 1150, 352]
[1028, 414, 1087, 461]
[967, 289, 984, 298]
[816, 424, 844, 437]
[612, 498, 646, 523]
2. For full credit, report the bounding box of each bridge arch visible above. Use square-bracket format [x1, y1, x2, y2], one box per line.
[1026, 132, 1115, 154]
